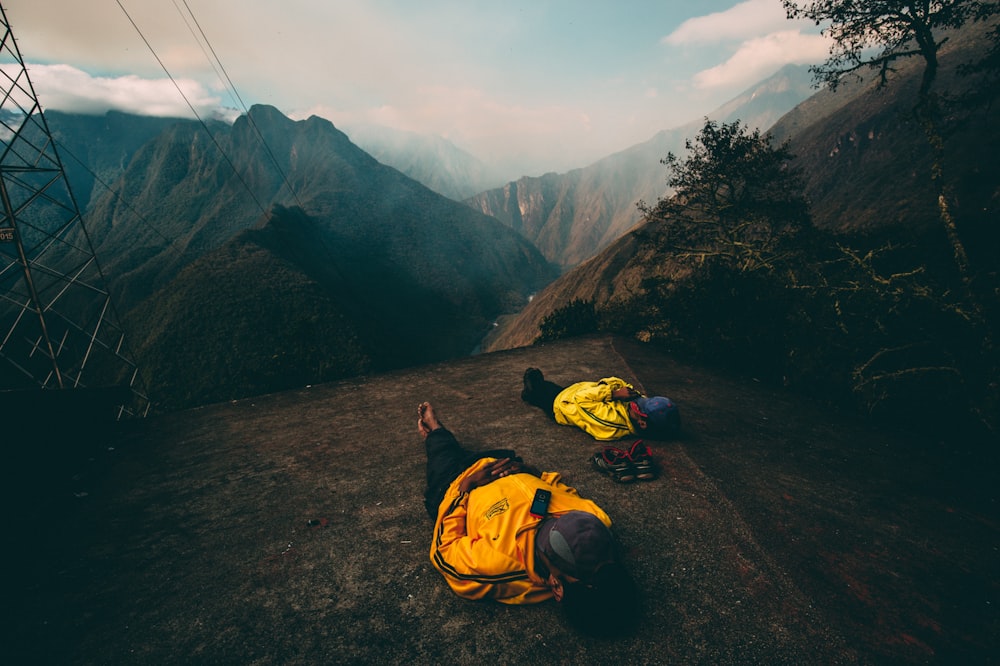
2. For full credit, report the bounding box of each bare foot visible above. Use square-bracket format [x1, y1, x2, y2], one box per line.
[418, 401, 442, 437]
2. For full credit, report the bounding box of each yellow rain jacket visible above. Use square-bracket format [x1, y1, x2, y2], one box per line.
[553, 377, 641, 440]
[430, 458, 612, 604]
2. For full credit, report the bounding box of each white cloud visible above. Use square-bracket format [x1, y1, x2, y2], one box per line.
[394, 85, 595, 163]
[8, 63, 225, 118]
[692, 31, 830, 89]
[657, 0, 831, 92]
[294, 85, 605, 172]
[1, 0, 833, 175]
[663, 0, 791, 45]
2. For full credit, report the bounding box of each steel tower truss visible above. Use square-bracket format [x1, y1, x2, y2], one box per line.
[0, 6, 148, 417]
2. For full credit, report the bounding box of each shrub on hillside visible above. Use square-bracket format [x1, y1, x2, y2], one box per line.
[538, 299, 598, 342]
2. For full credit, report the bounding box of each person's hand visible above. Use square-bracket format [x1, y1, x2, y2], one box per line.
[459, 458, 538, 493]
[611, 387, 640, 400]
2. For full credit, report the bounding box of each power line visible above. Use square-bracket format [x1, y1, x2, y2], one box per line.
[172, 0, 305, 211]
[109, 2, 358, 313]
[114, 0, 268, 215]
[151, 0, 357, 302]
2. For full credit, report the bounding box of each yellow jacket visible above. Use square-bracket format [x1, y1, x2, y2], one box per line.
[553, 377, 640, 440]
[430, 457, 612, 604]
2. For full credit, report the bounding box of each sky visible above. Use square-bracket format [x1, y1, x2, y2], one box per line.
[1, 0, 830, 175]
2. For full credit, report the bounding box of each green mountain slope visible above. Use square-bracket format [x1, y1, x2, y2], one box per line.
[71, 106, 555, 410]
[126, 210, 371, 411]
[45, 110, 193, 212]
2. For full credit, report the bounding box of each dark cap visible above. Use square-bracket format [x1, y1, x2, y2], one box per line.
[536, 511, 614, 580]
[633, 396, 679, 431]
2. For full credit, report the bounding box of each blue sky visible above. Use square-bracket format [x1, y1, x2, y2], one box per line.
[2, 0, 829, 175]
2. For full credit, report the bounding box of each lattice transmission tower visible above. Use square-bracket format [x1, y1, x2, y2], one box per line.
[0, 5, 149, 418]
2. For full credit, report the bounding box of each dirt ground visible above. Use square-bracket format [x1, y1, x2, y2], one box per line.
[5, 334, 998, 665]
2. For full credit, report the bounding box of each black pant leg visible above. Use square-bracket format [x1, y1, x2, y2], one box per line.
[524, 380, 564, 419]
[423, 427, 518, 519]
[424, 427, 473, 509]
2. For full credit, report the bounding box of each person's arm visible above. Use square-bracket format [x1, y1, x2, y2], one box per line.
[610, 386, 641, 400]
[560, 378, 637, 439]
[457, 458, 527, 493]
[600, 377, 642, 401]
[569, 380, 616, 405]
[572, 377, 640, 404]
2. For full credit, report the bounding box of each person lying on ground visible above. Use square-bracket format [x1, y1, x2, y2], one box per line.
[418, 401, 638, 635]
[520, 368, 680, 441]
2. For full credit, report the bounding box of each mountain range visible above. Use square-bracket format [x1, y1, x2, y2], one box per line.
[41, 107, 555, 410]
[464, 64, 818, 271]
[26, 20, 997, 423]
[26, 59, 817, 412]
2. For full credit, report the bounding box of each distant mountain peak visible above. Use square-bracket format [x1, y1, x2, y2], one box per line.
[341, 123, 505, 200]
[465, 63, 818, 271]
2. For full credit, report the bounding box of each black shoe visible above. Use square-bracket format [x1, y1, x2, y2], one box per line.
[590, 446, 637, 483]
[522, 368, 543, 401]
[626, 440, 658, 481]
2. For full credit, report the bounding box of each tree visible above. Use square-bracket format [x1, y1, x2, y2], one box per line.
[639, 119, 811, 274]
[784, 0, 998, 95]
[783, 0, 999, 439]
[782, 0, 1000, 280]
[537, 298, 598, 342]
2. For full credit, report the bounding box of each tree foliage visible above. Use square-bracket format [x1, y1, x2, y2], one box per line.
[783, 0, 1000, 95]
[538, 299, 598, 342]
[639, 119, 811, 274]
[783, 0, 1000, 283]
